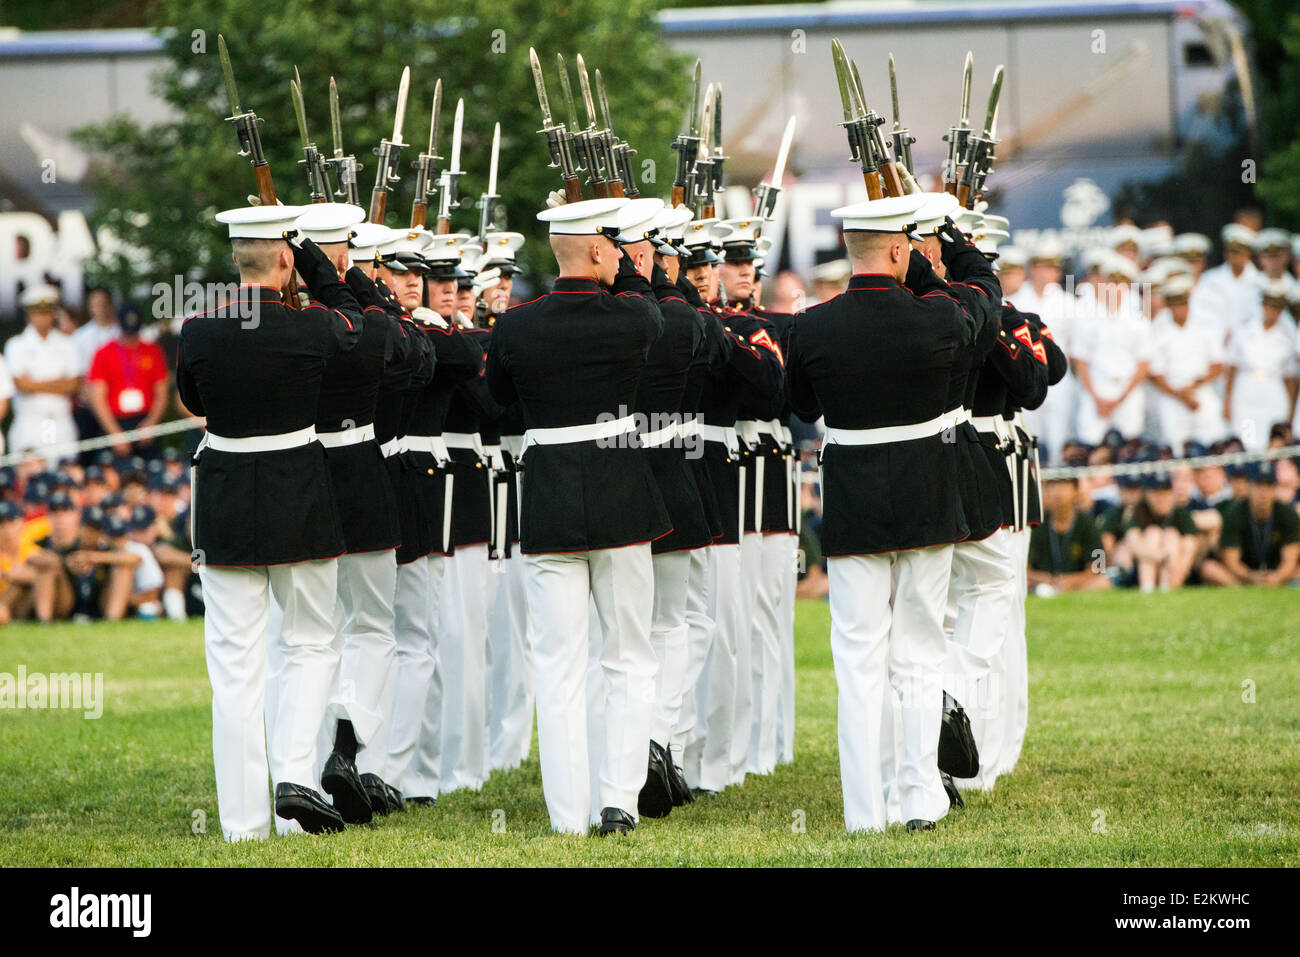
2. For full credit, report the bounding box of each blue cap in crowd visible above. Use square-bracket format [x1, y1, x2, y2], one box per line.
[47, 491, 77, 512]
[104, 515, 129, 538]
[1247, 461, 1277, 485]
[129, 504, 156, 530]
[84, 465, 108, 484]
[0, 467, 15, 492]
[0, 501, 23, 522]
[81, 505, 106, 529]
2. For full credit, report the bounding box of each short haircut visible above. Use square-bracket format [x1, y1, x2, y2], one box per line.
[844, 231, 902, 260]
[232, 238, 288, 277]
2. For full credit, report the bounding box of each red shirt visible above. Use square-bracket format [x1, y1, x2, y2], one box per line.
[87, 339, 168, 418]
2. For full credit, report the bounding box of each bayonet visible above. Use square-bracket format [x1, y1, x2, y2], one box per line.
[944, 52, 975, 193]
[706, 82, 726, 210]
[290, 76, 331, 203]
[887, 53, 917, 183]
[530, 47, 582, 203]
[368, 66, 411, 224]
[958, 64, 1004, 208]
[435, 97, 465, 235]
[324, 76, 362, 205]
[830, 40, 892, 200]
[692, 84, 716, 216]
[596, 68, 638, 197]
[476, 121, 501, 248]
[670, 59, 703, 207]
[753, 115, 796, 220]
[558, 53, 605, 197]
[577, 54, 619, 196]
[410, 78, 443, 229]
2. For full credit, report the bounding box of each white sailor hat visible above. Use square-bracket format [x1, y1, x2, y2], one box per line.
[1031, 236, 1066, 264]
[1101, 253, 1139, 281]
[1159, 273, 1194, 300]
[482, 231, 526, 274]
[19, 283, 60, 308]
[349, 223, 392, 264]
[993, 242, 1025, 264]
[293, 203, 366, 244]
[1173, 233, 1211, 257]
[216, 204, 306, 240]
[377, 226, 435, 273]
[1079, 247, 1110, 273]
[910, 192, 962, 236]
[612, 197, 666, 245]
[1221, 223, 1257, 249]
[1138, 224, 1174, 258]
[1151, 255, 1192, 278]
[1108, 224, 1142, 250]
[1253, 228, 1291, 253]
[536, 197, 627, 237]
[832, 193, 928, 233]
[810, 259, 852, 284]
[1260, 277, 1291, 302]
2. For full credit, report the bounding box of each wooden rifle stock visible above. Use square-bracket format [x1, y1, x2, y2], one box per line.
[864, 172, 883, 201]
[410, 202, 427, 229]
[956, 183, 971, 208]
[369, 190, 388, 225]
[880, 161, 905, 199]
[435, 217, 450, 236]
[564, 178, 584, 204]
[670, 184, 685, 208]
[607, 180, 625, 198]
[591, 180, 610, 199]
[253, 164, 300, 308]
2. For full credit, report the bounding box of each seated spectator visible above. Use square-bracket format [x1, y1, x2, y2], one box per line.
[57, 512, 139, 622]
[1097, 470, 1144, 584]
[1215, 463, 1300, 586]
[1028, 477, 1110, 593]
[0, 502, 38, 623]
[124, 505, 165, 619]
[27, 493, 83, 621]
[1123, 473, 1199, 591]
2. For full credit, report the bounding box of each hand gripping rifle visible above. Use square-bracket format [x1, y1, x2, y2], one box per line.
[529, 48, 583, 203]
[368, 66, 411, 225]
[410, 79, 443, 229]
[217, 35, 299, 307]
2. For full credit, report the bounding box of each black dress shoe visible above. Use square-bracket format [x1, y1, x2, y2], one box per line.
[942, 771, 965, 810]
[637, 742, 674, 819]
[321, 751, 373, 825]
[663, 744, 695, 807]
[359, 773, 393, 816]
[598, 807, 636, 836]
[905, 819, 936, 832]
[275, 782, 345, 834]
[382, 781, 405, 813]
[405, 795, 437, 808]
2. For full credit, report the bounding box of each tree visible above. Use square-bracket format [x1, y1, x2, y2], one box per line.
[74, 0, 688, 300]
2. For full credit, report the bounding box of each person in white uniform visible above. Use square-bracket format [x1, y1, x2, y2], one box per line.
[1148, 274, 1225, 450]
[1015, 239, 1074, 463]
[5, 285, 81, 460]
[1191, 224, 1261, 344]
[1223, 279, 1299, 450]
[1072, 255, 1153, 444]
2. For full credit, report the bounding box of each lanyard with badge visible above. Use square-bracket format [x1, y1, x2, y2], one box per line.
[114, 341, 148, 415]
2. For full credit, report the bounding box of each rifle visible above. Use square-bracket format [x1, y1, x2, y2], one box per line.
[693, 84, 716, 216]
[410, 79, 443, 229]
[830, 39, 901, 200]
[289, 68, 331, 204]
[558, 54, 607, 198]
[216, 35, 298, 307]
[753, 116, 796, 220]
[957, 65, 1003, 208]
[595, 68, 639, 198]
[705, 82, 727, 211]
[576, 55, 621, 197]
[529, 48, 583, 203]
[324, 77, 362, 205]
[943, 52, 974, 195]
[476, 122, 502, 249]
[368, 66, 411, 225]
[670, 60, 703, 209]
[435, 98, 464, 235]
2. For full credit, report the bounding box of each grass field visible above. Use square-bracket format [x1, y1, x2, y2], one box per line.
[1, 589, 1297, 867]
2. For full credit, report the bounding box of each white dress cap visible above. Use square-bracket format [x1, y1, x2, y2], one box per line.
[20, 283, 61, 307]
[293, 203, 366, 244]
[483, 231, 526, 264]
[612, 198, 666, 244]
[536, 197, 627, 235]
[831, 194, 928, 233]
[349, 223, 393, 263]
[216, 204, 306, 240]
[1172, 233, 1210, 256]
[1221, 223, 1257, 248]
[911, 192, 961, 235]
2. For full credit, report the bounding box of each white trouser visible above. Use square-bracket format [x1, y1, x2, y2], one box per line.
[387, 555, 445, 798]
[526, 545, 656, 834]
[676, 547, 713, 771]
[686, 542, 742, 792]
[327, 550, 398, 768]
[827, 546, 953, 832]
[731, 532, 762, 785]
[649, 550, 692, 747]
[488, 553, 532, 770]
[943, 531, 1017, 790]
[1155, 388, 1223, 450]
[997, 529, 1031, 777]
[200, 559, 339, 842]
[1076, 388, 1146, 445]
[749, 533, 791, 775]
[438, 544, 496, 792]
[777, 537, 797, 765]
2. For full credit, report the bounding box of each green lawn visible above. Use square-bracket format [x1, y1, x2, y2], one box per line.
[1, 589, 1297, 866]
